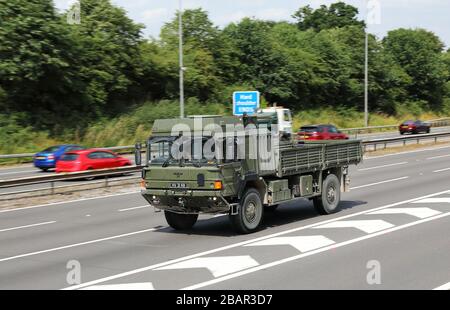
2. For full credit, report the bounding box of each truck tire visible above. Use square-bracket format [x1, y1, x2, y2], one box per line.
[164, 211, 198, 230]
[313, 174, 341, 215]
[230, 188, 264, 234]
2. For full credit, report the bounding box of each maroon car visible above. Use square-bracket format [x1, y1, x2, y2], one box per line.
[297, 124, 349, 140]
[399, 120, 431, 135]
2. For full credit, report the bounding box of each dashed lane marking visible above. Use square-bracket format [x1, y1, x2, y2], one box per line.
[350, 177, 409, 190]
[0, 221, 56, 233]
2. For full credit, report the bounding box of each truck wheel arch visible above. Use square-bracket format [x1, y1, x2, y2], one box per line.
[238, 177, 268, 205]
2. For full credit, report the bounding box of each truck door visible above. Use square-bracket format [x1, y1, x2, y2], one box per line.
[277, 109, 293, 135]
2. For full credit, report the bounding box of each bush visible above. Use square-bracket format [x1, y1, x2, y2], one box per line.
[0, 114, 58, 155]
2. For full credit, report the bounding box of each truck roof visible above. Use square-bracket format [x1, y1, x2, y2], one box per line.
[151, 116, 243, 135]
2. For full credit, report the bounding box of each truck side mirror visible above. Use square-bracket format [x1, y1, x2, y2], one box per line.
[135, 143, 142, 166]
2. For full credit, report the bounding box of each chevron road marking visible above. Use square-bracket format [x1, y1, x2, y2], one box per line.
[368, 207, 441, 219]
[245, 235, 335, 253]
[433, 282, 450, 290]
[183, 212, 450, 290]
[63, 190, 450, 290]
[82, 282, 154, 290]
[412, 198, 450, 204]
[155, 256, 259, 278]
[313, 219, 394, 233]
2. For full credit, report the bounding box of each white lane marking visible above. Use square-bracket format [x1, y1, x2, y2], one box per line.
[0, 221, 56, 233]
[357, 162, 408, 171]
[62, 189, 450, 290]
[314, 219, 394, 233]
[350, 176, 409, 190]
[0, 228, 156, 263]
[0, 191, 141, 214]
[183, 212, 450, 290]
[433, 167, 450, 173]
[368, 207, 441, 219]
[365, 145, 450, 160]
[155, 256, 259, 278]
[0, 170, 37, 176]
[245, 236, 335, 253]
[427, 154, 450, 160]
[412, 198, 450, 204]
[433, 282, 450, 290]
[82, 282, 154, 290]
[118, 205, 149, 212]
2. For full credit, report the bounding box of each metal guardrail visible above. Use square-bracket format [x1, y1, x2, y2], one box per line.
[362, 131, 450, 152]
[0, 145, 137, 160]
[0, 165, 141, 190]
[341, 117, 450, 136]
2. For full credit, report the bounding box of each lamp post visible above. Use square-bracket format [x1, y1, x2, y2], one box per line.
[179, 0, 185, 118]
[364, 29, 369, 127]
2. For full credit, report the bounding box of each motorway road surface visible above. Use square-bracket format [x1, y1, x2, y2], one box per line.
[0, 145, 449, 289]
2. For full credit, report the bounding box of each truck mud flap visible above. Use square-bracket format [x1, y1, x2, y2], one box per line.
[230, 203, 240, 215]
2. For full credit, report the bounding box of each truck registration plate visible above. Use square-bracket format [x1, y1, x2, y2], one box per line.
[170, 183, 187, 188]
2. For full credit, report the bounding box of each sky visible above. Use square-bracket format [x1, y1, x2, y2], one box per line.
[55, 0, 450, 48]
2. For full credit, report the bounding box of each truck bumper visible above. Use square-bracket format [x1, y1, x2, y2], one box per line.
[141, 189, 232, 214]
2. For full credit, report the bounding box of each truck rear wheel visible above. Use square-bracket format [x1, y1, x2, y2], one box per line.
[164, 211, 198, 230]
[230, 188, 264, 234]
[313, 174, 341, 215]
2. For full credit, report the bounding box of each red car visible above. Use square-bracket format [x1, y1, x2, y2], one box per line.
[297, 124, 349, 140]
[399, 120, 431, 135]
[56, 149, 132, 173]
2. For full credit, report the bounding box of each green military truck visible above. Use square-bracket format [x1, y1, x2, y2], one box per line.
[140, 114, 363, 234]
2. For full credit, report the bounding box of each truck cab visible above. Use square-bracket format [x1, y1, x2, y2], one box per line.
[256, 107, 293, 136]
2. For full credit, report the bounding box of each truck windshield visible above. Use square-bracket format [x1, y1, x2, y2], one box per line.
[147, 136, 218, 167]
[148, 139, 172, 164]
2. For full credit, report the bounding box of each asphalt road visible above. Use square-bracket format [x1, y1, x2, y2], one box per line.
[0, 145, 449, 289]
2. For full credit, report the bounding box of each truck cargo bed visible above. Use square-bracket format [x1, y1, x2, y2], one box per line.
[278, 140, 363, 177]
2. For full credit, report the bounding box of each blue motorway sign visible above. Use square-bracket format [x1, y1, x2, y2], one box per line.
[233, 91, 260, 116]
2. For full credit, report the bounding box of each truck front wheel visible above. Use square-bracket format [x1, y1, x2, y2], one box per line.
[230, 188, 264, 234]
[313, 174, 341, 215]
[164, 211, 198, 230]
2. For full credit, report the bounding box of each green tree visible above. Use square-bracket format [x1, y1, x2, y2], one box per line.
[160, 8, 220, 51]
[0, 0, 89, 129]
[293, 2, 365, 32]
[67, 0, 145, 115]
[383, 28, 447, 110]
[158, 9, 223, 102]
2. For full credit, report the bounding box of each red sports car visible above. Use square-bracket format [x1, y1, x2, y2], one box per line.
[297, 124, 349, 140]
[56, 149, 132, 173]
